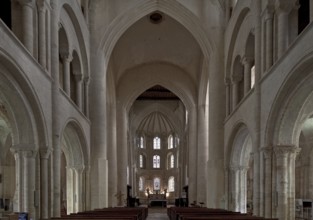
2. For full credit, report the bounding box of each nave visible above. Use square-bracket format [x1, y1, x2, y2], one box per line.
[146, 208, 168, 220]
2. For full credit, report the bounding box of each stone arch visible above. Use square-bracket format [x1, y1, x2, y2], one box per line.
[0, 53, 49, 215]
[131, 102, 183, 137]
[59, 3, 89, 79]
[227, 123, 253, 213]
[0, 52, 48, 150]
[60, 119, 88, 214]
[98, 0, 214, 66]
[265, 53, 313, 146]
[117, 62, 196, 114]
[225, 7, 250, 81]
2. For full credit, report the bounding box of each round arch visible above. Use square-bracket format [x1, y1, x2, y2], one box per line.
[117, 62, 196, 113]
[97, 0, 214, 66]
[60, 119, 89, 214]
[226, 122, 253, 213]
[0, 52, 48, 149]
[265, 53, 313, 146]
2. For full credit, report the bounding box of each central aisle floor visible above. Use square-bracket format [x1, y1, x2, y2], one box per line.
[146, 207, 169, 220]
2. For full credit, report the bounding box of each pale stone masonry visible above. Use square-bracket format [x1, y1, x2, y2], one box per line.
[0, 0, 312, 220]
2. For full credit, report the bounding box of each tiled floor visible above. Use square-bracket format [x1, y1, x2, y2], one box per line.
[146, 207, 169, 220]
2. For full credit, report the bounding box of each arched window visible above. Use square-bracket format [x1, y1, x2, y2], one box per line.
[153, 155, 160, 168]
[168, 177, 175, 192]
[251, 65, 255, 88]
[139, 154, 143, 168]
[168, 135, 173, 149]
[154, 177, 161, 190]
[170, 154, 175, 168]
[153, 136, 161, 149]
[139, 177, 144, 191]
[140, 136, 144, 148]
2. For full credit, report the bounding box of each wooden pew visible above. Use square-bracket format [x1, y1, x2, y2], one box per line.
[167, 207, 278, 220]
[51, 207, 148, 220]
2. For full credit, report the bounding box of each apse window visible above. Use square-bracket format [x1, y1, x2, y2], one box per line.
[251, 65, 255, 88]
[170, 154, 175, 168]
[154, 177, 161, 190]
[139, 154, 144, 168]
[168, 177, 175, 192]
[168, 135, 174, 149]
[153, 136, 161, 149]
[139, 177, 144, 191]
[140, 136, 144, 148]
[153, 155, 160, 168]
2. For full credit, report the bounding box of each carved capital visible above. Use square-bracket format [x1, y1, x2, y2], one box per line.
[84, 76, 90, 84]
[241, 56, 254, 66]
[261, 146, 273, 160]
[60, 52, 73, 62]
[224, 77, 231, 85]
[231, 73, 243, 83]
[73, 165, 85, 174]
[275, 0, 296, 14]
[73, 72, 83, 81]
[22, 149, 37, 158]
[36, 0, 47, 11]
[18, 0, 34, 7]
[274, 144, 299, 158]
[40, 148, 52, 159]
[262, 5, 275, 21]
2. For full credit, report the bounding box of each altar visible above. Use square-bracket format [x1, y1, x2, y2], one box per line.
[148, 194, 167, 207]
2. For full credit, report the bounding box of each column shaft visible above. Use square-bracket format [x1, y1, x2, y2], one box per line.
[265, 9, 273, 70]
[38, 7, 47, 68]
[262, 147, 272, 218]
[40, 149, 51, 219]
[83, 77, 90, 117]
[75, 74, 83, 110]
[196, 105, 208, 204]
[51, 0, 61, 216]
[21, 1, 34, 54]
[277, 11, 289, 58]
[188, 107, 197, 203]
[274, 145, 300, 220]
[62, 55, 72, 95]
[232, 82, 239, 109]
[11, 149, 23, 212]
[242, 57, 253, 95]
[225, 79, 230, 115]
[116, 107, 128, 205]
[23, 150, 37, 220]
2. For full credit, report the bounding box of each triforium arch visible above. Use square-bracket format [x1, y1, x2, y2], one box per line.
[264, 54, 313, 220]
[226, 123, 253, 214]
[60, 120, 88, 215]
[0, 55, 48, 219]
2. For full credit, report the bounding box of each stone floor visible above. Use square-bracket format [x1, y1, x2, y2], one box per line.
[146, 207, 169, 220]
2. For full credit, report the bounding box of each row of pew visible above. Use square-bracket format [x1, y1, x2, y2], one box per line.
[167, 207, 279, 220]
[51, 207, 148, 220]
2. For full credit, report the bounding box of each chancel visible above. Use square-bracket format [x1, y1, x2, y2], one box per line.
[0, 0, 312, 220]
